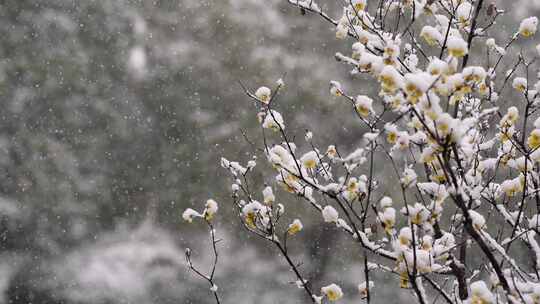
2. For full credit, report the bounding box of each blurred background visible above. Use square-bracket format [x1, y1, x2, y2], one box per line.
[0, 0, 538, 303]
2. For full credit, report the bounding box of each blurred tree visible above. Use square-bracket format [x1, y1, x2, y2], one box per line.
[0, 0, 356, 253]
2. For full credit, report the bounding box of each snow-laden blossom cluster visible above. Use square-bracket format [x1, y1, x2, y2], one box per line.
[184, 0, 540, 303]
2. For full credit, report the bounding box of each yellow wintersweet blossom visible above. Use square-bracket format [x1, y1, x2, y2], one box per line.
[321, 284, 343, 301]
[529, 129, 540, 149]
[287, 219, 303, 235]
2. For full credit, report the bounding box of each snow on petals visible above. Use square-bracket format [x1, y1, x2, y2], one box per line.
[519, 16, 538, 37]
[203, 199, 218, 220]
[262, 186, 275, 205]
[321, 283, 343, 301]
[355, 95, 374, 117]
[183, 208, 201, 223]
[262, 110, 285, 131]
[301, 151, 320, 169]
[287, 219, 303, 235]
[447, 35, 468, 58]
[255, 86, 271, 104]
[469, 210, 486, 230]
[420, 26, 442, 46]
[512, 77, 527, 92]
[322, 205, 339, 223]
[470, 281, 494, 303]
